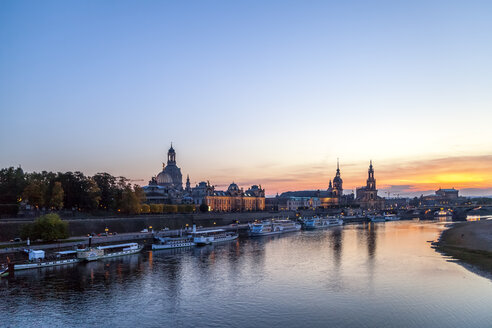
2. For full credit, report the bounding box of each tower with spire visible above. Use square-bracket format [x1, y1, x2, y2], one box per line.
[332, 158, 343, 198]
[355, 160, 384, 210]
[366, 160, 376, 190]
[185, 174, 191, 192]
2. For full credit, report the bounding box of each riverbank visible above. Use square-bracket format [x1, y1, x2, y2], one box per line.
[0, 211, 297, 241]
[437, 220, 492, 275]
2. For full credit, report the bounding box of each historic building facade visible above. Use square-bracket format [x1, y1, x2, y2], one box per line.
[156, 144, 183, 190]
[143, 145, 184, 204]
[204, 183, 265, 212]
[143, 145, 265, 210]
[275, 161, 351, 208]
[356, 161, 384, 210]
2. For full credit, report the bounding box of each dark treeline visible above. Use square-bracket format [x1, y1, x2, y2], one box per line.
[0, 167, 145, 216]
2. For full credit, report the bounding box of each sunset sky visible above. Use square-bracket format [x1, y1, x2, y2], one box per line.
[1, 1, 491, 197]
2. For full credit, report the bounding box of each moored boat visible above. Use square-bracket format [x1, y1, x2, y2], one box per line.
[13, 249, 81, 271]
[248, 219, 301, 236]
[152, 236, 195, 250]
[301, 216, 343, 230]
[77, 243, 143, 262]
[327, 217, 344, 226]
[370, 215, 386, 222]
[384, 214, 400, 221]
[192, 229, 238, 246]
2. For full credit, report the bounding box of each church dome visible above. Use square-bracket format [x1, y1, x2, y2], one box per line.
[228, 182, 239, 191]
[156, 171, 173, 185]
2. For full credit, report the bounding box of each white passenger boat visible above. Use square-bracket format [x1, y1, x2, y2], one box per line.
[384, 214, 400, 221]
[327, 217, 344, 226]
[14, 258, 80, 270]
[301, 216, 343, 230]
[13, 249, 81, 271]
[192, 229, 238, 246]
[370, 215, 386, 222]
[77, 243, 143, 262]
[152, 236, 195, 250]
[248, 219, 301, 236]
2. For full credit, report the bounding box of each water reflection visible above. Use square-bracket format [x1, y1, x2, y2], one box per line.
[2, 222, 492, 328]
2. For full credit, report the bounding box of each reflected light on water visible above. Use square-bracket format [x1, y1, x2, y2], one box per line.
[1, 222, 492, 328]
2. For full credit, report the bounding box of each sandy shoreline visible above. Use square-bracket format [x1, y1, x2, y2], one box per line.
[437, 220, 492, 276]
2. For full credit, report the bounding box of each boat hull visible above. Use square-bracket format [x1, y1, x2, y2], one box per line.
[14, 258, 81, 271]
[249, 227, 301, 237]
[152, 242, 195, 250]
[96, 246, 143, 260]
[195, 234, 238, 246]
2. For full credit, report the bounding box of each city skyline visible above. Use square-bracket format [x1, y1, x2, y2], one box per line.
[4, 145, 492, 198]
[1, 1, 491, 197]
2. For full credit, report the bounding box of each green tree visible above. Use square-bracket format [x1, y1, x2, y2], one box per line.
[199, 202, 209, 213]
[140, 203, 150, 214]
[0, 166, 26, 215]
[85, 178, 101, 210]
[178, 204, 195, 213]
[163, 204, 177, 213]
[120, 185, 140, 215]
[20, 213, 69, 242]
[184, 204, 195, 213]
[150, 204, 163, 213]
[49, 181, 64, 210]
[93, 172, 118, 210]
[22, 181, 46, 208]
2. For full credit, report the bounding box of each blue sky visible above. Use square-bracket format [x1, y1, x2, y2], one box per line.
[1, 0, 492, 196]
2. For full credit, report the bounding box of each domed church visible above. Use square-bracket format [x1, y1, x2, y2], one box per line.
[155, 144, 183, 190]
[143, 144, 265, 209]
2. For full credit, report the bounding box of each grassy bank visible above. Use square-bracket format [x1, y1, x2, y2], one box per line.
[437, 220, 492, 275]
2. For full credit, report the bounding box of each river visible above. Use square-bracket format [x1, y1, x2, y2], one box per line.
[1, 221, 491, 328]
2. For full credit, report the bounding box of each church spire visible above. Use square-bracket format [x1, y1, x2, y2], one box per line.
[367, 160, 376, 190]
[332, 159, 343, 197]
[185, 174, 191, 191]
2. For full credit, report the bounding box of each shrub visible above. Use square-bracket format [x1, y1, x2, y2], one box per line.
[140, 204, 150, 214]
[150, 204, 163, 214]
[199, 203, 208, 213]
[20, 213, 69, 242]
[163, 204, 177, 213]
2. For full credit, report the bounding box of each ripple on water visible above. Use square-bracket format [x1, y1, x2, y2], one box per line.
[1, 222, 492, 328]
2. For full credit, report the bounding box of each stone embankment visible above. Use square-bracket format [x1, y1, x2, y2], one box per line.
[437, 219, 492, 274]
[0, 211, 296, 242]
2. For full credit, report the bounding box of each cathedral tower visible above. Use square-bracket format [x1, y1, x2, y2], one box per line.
[366, 160, 376, 190]
[332, 159, 343, 197]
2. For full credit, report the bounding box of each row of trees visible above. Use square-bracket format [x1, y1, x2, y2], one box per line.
[0, 167, 146, 216]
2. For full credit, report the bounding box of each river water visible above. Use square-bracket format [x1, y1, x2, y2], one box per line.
[1, 221, 491, 328]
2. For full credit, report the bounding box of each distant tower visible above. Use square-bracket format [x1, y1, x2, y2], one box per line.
[332, 159, 343, 197]
[186, 174, 191, 192]
[366, 160, 376, 190]
[167, 143, 176, 165]
[156, 143, 183, 190]
[328, 179, 333, 191]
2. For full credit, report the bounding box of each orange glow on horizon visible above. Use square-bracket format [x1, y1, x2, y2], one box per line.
[199, 155, 492, 196]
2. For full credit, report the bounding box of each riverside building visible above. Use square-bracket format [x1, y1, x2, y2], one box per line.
[143, 145, 265, 211]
